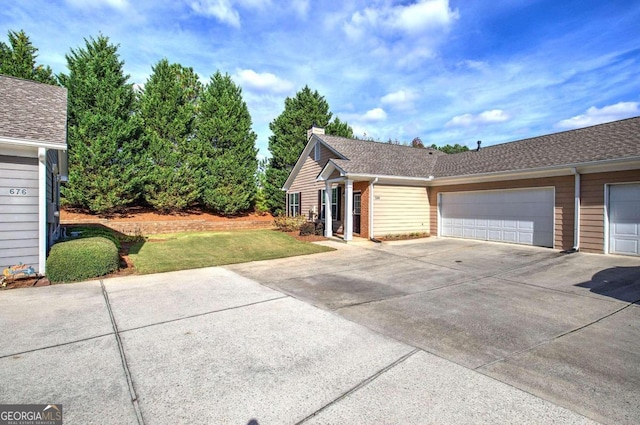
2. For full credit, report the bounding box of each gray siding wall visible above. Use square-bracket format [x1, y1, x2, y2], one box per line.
[0, 154, 39, 272]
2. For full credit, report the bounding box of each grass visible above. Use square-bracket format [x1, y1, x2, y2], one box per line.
[128, 229, 334, 274]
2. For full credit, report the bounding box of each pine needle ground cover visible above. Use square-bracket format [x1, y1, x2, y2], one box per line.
[128, 230, 334, 274]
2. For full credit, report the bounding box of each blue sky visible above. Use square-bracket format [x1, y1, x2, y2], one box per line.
[2, 0, 639, 158]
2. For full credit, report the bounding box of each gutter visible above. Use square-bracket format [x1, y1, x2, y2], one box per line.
[571, 167, 580, 252]
[369, 177, 378, 241]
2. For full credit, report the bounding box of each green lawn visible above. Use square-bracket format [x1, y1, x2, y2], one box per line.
[128, 229, 334, 274]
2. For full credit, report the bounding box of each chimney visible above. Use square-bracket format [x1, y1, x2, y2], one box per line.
[307, 123, 325, 140]
[476, 140, 482, 151]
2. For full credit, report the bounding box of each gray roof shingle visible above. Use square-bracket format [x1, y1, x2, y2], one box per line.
[0, 75, 67, 147]
[317, 117, 640, 179]
[318, 134, 444, 178]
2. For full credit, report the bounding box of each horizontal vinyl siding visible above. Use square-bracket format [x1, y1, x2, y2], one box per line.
[430, 176, 574, 250]
[373, 185, 430, 237]
[580, 170, 640, 254]
[288, 143, 340, 219]
[0, 156, 39, 271]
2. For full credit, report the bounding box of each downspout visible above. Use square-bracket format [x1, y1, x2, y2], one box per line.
[572, 167, 580, 252]
[369, 177, 379, 242]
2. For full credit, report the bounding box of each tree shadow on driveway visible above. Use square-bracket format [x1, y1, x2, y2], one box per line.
[576, 265, 640, 303]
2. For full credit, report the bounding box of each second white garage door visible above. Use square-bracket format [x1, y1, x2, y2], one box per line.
[440, 188, 554, 247]
[609, 184, 640, 256]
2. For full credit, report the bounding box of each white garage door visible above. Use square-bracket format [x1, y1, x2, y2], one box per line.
[440, 188, 554, 247]
[609, 184, 640, 256]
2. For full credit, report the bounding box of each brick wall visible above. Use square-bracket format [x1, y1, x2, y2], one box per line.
[61, 218, 274, 236]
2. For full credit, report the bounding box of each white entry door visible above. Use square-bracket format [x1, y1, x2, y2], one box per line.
[440, 188, 554, 247]
[609, 184, 640, 256]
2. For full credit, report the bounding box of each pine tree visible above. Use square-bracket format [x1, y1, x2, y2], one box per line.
[59, 35, 142, 214]
[264, 86, 353, 214]
[138, 59, 202, 213]
[196, 71, 258, 215]
[0, 29, 56, 84]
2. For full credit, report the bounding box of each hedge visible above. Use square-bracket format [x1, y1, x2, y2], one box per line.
[46, 237, 119, 283]
[65, 226, 121, 249]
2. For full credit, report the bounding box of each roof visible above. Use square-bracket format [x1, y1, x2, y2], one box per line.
[0, 75, 68, 149]
[433, 116, 640, 177]
[317, 135, 444, 178]
[314, 116, 640, 181]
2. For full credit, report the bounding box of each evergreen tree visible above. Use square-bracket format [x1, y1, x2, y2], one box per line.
[59, 35, 142, 214]
[138, 59, 202, 213]
[264, 86, 333, 215]
[196, 71, 258, 215]
[0, 29, 56, 84]
[326, 116, 354, 138]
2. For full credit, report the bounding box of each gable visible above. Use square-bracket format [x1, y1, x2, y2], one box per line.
[282, 135, 345, 190]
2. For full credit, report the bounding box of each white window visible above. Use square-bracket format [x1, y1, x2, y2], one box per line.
[314, 143, 321, 161]
[321, 188, 340, 220]
[288, 192, 300, 216]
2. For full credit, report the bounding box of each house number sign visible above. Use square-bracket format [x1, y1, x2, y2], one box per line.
[8, 188, 28, 196]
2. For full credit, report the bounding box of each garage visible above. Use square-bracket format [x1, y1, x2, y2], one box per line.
[439, 188, 554, 247]
[608, 183, 640, 256]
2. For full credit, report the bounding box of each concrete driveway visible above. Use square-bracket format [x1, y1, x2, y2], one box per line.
[0, 238, 637, 424]
[228, 238, 640, 425]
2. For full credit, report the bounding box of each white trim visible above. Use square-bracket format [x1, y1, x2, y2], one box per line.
[369, 177, 378, 239]
[344, 179, 353, 241]
[282, 135, 347, 190]
[437, 192, 442, 238]
[0, 136, 66, 151]
[324, 181, 333, 237]
[573, 168, 580, 250]
[38, 147, 47, 274]
[604, 184, 610, 254]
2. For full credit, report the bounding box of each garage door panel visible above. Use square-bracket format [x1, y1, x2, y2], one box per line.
[609, 184, 640, 256]
[441, 188, 554, 247]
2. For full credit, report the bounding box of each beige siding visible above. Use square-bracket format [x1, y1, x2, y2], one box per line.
[373, 185, 430, 237]
[580, 170, 640, 254]
[430, 176, 574, 250]
[288, 143, 340, 220]
[0, 154, 40, 272]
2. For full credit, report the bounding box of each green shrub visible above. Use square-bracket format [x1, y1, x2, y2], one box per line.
[65, 226, 121, 249]
[46, 237, 119, 283]
[273, 215, 307, 232]
[314, 221, 324, 236]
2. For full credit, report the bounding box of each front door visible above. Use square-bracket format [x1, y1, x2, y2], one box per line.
[353, 192, 361, 234]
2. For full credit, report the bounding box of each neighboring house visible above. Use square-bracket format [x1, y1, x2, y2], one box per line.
[0, 75, 68, 274]
[283, 118, 640, 256]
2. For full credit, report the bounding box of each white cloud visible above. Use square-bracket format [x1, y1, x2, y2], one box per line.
[233, 69, 294, 94]
[343, 0, 458, 39]
[446, 109, 510, 127]
[190, 0, 240, 27]
[361, 107, 387, 122]
[291, 0, 309, 17]
[65, 0, 129, 10]
[381, 89, 418, 109]
[555, 102, 640, 129]
[189, 0, 270, 27]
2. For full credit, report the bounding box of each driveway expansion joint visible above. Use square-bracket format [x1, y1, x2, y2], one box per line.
[100, 280, 146, 425]
[295, 348, 420, 424]
[117, 295, 289, 333]
[0, 333, 114, 359]
[475, 297, 640, 372]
